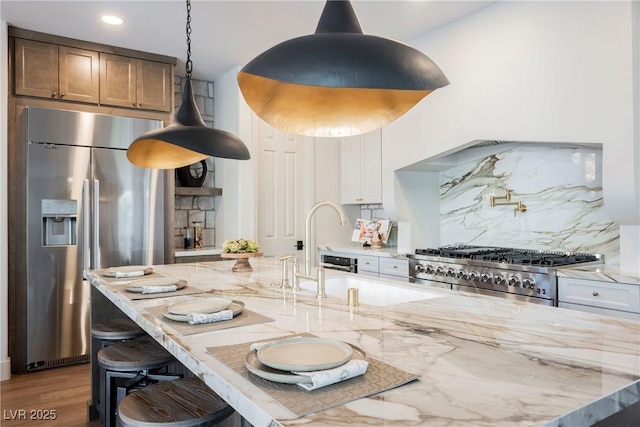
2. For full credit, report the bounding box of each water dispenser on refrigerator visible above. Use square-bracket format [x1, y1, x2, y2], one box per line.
[41, 199, 77, 246]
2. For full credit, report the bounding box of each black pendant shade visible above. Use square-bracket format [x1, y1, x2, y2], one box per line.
[127, 78, 250, 169]
[127, 0, 250, 169]
[238, 0, 449, 137]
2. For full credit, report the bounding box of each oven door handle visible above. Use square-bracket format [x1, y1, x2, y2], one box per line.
[319, 262, 354, 272]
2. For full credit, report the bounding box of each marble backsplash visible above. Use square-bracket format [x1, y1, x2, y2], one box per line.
[439, 145, 619, 263]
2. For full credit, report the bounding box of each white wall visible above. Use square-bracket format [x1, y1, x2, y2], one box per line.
[214, 66, 258, 243]
[1, 20, 10, 381]
[383, 1, 639, 274]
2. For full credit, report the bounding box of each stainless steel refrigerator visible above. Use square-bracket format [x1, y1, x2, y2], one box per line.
[24, 106, 165, 371]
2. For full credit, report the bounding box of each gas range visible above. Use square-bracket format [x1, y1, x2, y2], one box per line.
[407, 245, 602, 305]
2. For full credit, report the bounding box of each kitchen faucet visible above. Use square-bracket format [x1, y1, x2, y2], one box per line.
[294, 201, 347, 298]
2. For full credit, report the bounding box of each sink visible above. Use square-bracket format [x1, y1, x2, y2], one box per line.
[298, 276, 446, 307]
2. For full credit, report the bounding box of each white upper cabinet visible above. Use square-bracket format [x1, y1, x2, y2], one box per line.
[340, 129, 382, 204]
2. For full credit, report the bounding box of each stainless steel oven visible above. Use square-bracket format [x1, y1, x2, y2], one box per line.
[408, 245, 602, 306]
[320, 254, 357, 273]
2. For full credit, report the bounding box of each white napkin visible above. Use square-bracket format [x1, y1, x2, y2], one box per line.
[188, 309, 233, 325]
[112, 271, 144, 278]
[293, 359, 369, 391]
[141, 285, 178, 294]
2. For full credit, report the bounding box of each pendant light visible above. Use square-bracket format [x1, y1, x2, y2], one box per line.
[237, 0, 449, 138]
[128, 0, 250, 169]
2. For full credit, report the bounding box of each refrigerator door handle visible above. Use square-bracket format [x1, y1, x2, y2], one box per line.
[92, 179, 100, 269]
[82, 179, 90, 272]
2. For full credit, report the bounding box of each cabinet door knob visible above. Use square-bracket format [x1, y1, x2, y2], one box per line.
[592, 291, 599, 297]
[139, 103, 143, 108]
[59, 92, 65, 98]
[132, 102, 136, 106]
[51, 92, 57, 98]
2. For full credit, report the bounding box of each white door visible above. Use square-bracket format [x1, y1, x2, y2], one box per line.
[256, 117, 312, 259]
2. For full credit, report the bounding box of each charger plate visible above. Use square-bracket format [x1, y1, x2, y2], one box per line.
[125, 278, 186, 293]
[246, 343, 365, 384]
[163, 301, 244, 323]
[256, 337, 353, 372]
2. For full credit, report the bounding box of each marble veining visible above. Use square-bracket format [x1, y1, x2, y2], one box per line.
[87, 258, 639, 426]
[440, 146, 619, 263]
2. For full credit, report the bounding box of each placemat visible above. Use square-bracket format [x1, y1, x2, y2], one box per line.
[206, 333, 419, 418]
[146, 303, 274, 335]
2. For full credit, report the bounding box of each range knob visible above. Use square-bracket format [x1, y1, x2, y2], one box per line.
[494, 275, 506, 286]
[446, 268, 456, 277]
[425, 265, 435, 274]
[414, 264, 425, 274]
[456, 270, 467, 279]
[508, 275, 521, 287]
[522, 278, 536, 289]
[467, 272, 479, 281]
[436, 266, 446, 276]
[480, 273, 493, 283]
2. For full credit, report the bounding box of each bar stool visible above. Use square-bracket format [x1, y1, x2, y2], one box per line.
[91, 318, 146, 345]
[90, 318, 147, 420]
[118, 377, 235, 427]
[98, 336, 181, 427]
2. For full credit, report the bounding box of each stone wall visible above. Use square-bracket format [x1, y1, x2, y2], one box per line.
[173, 76, 217, 250]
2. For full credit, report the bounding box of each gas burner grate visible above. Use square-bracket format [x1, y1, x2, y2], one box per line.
[414, 246, 600, 266]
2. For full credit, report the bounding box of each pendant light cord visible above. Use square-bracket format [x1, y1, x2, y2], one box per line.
[185, 0, 192, 79]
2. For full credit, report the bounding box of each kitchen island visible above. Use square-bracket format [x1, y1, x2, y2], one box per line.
[86, 257, 640, 426]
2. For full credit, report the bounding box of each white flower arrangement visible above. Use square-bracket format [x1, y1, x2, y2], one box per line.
[222, 238, 260, 253]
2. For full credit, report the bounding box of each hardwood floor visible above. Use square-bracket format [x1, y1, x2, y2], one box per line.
[0, 363, 98, 426]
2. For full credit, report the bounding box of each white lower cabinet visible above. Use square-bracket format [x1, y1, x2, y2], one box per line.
[379, 258, 409, 282]
[357, 255, 379, 276]
[354, 254, 410, 281]
[558, 302, 640, 321]
[557, 277, 640, 319]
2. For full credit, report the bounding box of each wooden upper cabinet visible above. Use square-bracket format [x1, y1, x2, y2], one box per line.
[99, 53, 137, 108]
[136, 59, 172, 112]
[14, 39, 57, 98]
[59, 46, 100, 103]
[100, 53, 172, 112]
[14, 38, 99, 103]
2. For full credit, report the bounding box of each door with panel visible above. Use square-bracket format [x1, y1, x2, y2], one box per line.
[256, 118, 312, 260]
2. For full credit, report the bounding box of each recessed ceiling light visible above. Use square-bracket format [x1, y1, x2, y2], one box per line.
[101, 15, 123, 25]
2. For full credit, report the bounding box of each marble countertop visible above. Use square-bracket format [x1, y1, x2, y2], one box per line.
[86, 258, 640, 426]
[556, 263, 640, 286]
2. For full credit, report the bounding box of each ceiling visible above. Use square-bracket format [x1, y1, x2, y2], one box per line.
[0, 1, 495, 82]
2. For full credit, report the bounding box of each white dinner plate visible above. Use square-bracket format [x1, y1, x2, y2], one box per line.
[245, 343, 365, 384]
[125, 278, 187, 293]
[256, 337, 353, 372]
[167, 298, 233, 315]
[163, 301, 244, 323]
[102, 266, 153, 277]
